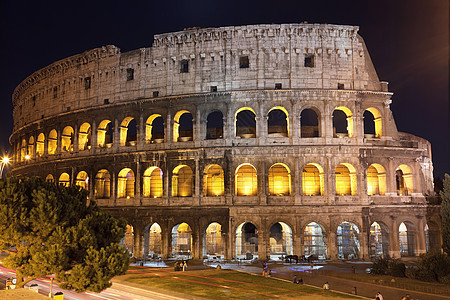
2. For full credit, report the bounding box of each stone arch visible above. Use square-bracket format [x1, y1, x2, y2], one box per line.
[268, 163, 291, 196]
[146, 114, 165, 143]
[173, 110, 193, 142]
[364, 107, 382, 138]
[45, 174, 54, 182]
[120, 117, 137, 146]
[333, 106, 353, 138]
[121, 224, 134, 255]
[78, 122, 91, 151]
[58, 172, 70, 187]
[335, 163, 357, 195]
[36, 133, 45, 156]
[267, 106, 289, 137]
[143, 166, 163, 198]
[48, 130, 58, 155]
[367, 163, 387, 195]
[399, 221, 416, 257]
[300, 108, 320, 138]
[172, 165, 193, 197]
[337, 221, 360, 260]
[369, 221, 390, 259]
[302, 163, 325, 196]
[27, 136, 34, 159]
[95, 169, 111, 198]
[172, 222, 193, 258]
[304, 222, 327, 259]
[235, 163, 257, 196]
[203, 222, 224, 258]
[20, 139, 27, 161]
[61, 126, 74, 152]
[97, 120, 113, 148]
[117, 168, 135, 198]
[235, 107, 256, 138]
[203, 164, 224, 196]
[206, 111, 224, 140]
[396, 164, 414, 195]
[143, 222, 162, 258]
[269, 222, 293, 260]
[75, 171, 89, 190]
[236, 222, 258, 259]
[425, 221, 441, 252]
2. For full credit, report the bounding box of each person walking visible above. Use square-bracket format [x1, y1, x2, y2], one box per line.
[293, 275, 298, 284]
[375, 291, 383, 300]
[322, 282, 329, 290]
[182, 261, 187, 271]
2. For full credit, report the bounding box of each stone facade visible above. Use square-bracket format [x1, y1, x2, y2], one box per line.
[10, 23, 440, 261]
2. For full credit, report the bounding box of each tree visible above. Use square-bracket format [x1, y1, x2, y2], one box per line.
[441, 174, 450, 254]
[0, 177, 129, 292]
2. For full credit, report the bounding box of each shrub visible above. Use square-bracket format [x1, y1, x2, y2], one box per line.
[370, 258, 405, 277]
[406, 253, 450, 283]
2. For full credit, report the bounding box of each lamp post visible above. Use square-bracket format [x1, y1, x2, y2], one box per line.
[0, 157, 9, 178]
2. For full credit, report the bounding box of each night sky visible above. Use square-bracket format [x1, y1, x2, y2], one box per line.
[1, 0, 448, 178]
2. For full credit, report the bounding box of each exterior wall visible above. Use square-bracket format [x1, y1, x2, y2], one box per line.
[10, 23, 439, 261]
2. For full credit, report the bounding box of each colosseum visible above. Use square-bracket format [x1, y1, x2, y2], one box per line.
[9, 23, 441, 262]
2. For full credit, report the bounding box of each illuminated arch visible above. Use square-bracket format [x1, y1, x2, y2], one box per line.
[235, 107, 256, 138]
[36, 133, 45, 156]
[267, 106, 289, 137]
[120, 117, 137, 146]
[300, 108, 320, 138]
[304, 222, 327, 259]
[203, 222, 224, 258]
[269, 222, 293, 260]
[48, 129, 58, 154]
[95, 169, 111, 199]
[143, 167, 163, 198]
[396, 164, 414, 196]
[302, 163, 324, 196]
[27, 136, 34, 159]
[97, 120, 113, 148]
[45, 174, 54, 182]
[399, 222, 415, 257]
[335, 163, 357, 195]
[78, 122, 91, 151]
[268, 163, 291, 196]
[117, 168, 135, 198]
[75, 171, 89, 190]
[369, 221, 390, 259]
[61, 126, 74, 152]
[364, 107, 382, 138]
[235, 163, 257, 196]
[58, 172, 70, 187]
[121, 225, 134, 255]
[20, 139, 27, 161]
[172, 222, 192, 258]
[145, 223, 162, 257]
[367, 164, 386, 195]
[333, 106, 353, 138]
[236, 222, 258, 259]
[173, 110, 193, 142]
[203, 164, 224, 196]
[172, 165, 193, 197]
[146, 114, 164, 143]
[337, 221, 360, 260]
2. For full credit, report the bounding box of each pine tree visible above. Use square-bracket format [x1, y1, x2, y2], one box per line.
[440, 174, 450, 254]
[0, 177, 129, 292]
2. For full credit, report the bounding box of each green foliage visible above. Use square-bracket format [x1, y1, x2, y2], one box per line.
[370, 257, 406, 277]
[0, 177, 129, 292]
[440, 174, 450, 254]
[405, 252, 450, 284]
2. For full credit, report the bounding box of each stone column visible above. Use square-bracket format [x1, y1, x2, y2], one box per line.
[192, 222, 201, 259]
[133, 223, 144, 258]
[195, 158, 200, 204]
[73, 126, 79, 152]
[135, 157, 141, 205]
[258, 228, 268, 261]
[327, 227, 337, 259]
[114, 118, 120, 151]
[416, 217, 427, 255]
[389, 219, 400, 258]
[166, 110, 172, 147]
[91, 119, 97, 152]
[112, 168, 117, 206]
[161, 223, 170, 259]
[138, 114, 144, 150]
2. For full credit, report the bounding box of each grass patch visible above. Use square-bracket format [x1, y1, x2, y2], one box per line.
[115, 267, 358, 299]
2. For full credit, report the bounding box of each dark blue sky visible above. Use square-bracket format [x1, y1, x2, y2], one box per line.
[1, 0, 448, 177]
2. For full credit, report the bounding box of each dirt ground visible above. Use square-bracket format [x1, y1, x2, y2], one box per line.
[0, 288, 48, 299]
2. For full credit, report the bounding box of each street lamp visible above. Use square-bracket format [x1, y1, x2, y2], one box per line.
[0, 157, 10, 178]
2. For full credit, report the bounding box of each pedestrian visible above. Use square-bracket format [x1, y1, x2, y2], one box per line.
[298, 277, 303, 284]
[268, 270, 272, 277]
[375, 291, 383, 300]
[293, 275, 297, 283]
[322, 282, 329, 290]
[182, 261, 187, 271]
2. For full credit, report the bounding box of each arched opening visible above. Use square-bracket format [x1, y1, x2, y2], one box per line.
[425, 222, 441, 252]
[36, 133, 45, 156]
[120, 117, 137, 146]
[172, 165, 193, 197]
[302, 163, 324, 196]
[61, 126, 74, 152]
[45, 174, 54, 182]
[206, 111, 224, 140]
[337, 222, 360, 260]
[396, 165, 414, 196]
[268, 163, 291, 196]
[58, 172, 70, 187]
[95, 169, 111, 199]
[171, 223, 192, 258]
[203, 164, 224, 196]
[267, 107, 288, 137]
[173, 111, 193, 142]
[367, 164, 387, 195]
[236, 222, 258, 259]
[335, 163, 357, 195]
[369, 222, 390, 259]
[117, 168, 135, 198]
[78, 122, 92, 151]
[20, 139, 26, 161]
[300, 109, 320, 138]
[121, 225, 134, 255]
[75, 171, 89, 190]
[143, 167, 163, 198]
[203, 222, 224, 258]
[304, 222, 327, 259]
[235, 164, 257, 196]
[146, 114, 165, 143]
[235, 108, 256, 138]
[97, 120, 113, 148]
[399, 222, 415, 257]
[333, 107, 353, 138]
[143, 223, 162, 258]
[27, 136, 34, 159]
[269, 222, 293, 260]
[364, 108, 382, 138]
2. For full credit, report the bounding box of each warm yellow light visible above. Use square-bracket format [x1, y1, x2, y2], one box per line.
[2, 157, 9, 164]
[25, 155, 30, 160]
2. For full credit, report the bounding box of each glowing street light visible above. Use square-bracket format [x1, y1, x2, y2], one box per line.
[0, 156, 10, 178]
[25, 154, 31, 160]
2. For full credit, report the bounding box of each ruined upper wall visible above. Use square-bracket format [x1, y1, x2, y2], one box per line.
[12, 23, 387, 130]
